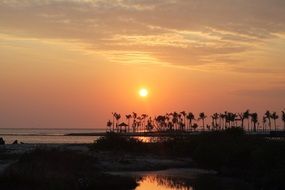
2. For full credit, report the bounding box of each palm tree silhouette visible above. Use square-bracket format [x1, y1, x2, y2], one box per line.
[192, 123, 199, 131]
[155, 115, 167, 132]
[146, 117, 154, 132]
[198, 112, 207, 131]
[262, 116, 267, 132]
[211, 113, 219, 130]
[132, 112, 138, 132]
[265, 111, 272, 131]
[111, 112, 116, 132]
[180, 111, 187, 131]
[186, 112, 195, 131]
[271, 112, 279, 131]
[250, 113, 258, 132]
[229, 112, 237, 128]
[114, 113, 121, 132]
[220, 113, 226, 129]
[239, 110, 250, 131]
[282, 111, 285, 131]
[125, 114, 132, 132]
[141, 114, 148, 132]
[106, 120, 112, 132]
[224, 112, 235, 128]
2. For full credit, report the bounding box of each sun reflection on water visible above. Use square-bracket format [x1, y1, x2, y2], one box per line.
[136, 175, 193, 190]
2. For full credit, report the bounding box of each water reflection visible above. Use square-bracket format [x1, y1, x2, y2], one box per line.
[135, 173, 254, 190]
[136, 175, 193, 190]
[110, 168, 253, 190]
[135, 136, 170, 143]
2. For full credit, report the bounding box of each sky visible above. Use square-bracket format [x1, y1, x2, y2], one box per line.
[0, 0, 285, 128]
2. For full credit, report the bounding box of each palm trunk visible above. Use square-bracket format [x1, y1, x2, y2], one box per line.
[112, 116, 115, 132]
[127, 119, 130, 133]
[274, 120, 277, 131]
[241, 119, 244, 129]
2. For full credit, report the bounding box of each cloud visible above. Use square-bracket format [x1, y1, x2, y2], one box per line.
[232, 88, 285, 99]
[0, 0, 285, 70]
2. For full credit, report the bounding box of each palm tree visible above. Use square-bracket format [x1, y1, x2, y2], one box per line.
[186, 112, 195, 131]
[146, 117, 154, 132]
[106, 120, 112, 132]
[132, 112, 137, 132]
[125, 114, 132, 132]
[172, 112, 179, 130]
[155, 115, 166, 132]
[224, 111, 230, 128]
[271, 112, 279, 131]
[282, 111, 285, 131]
[192, 123, 199, 131]
[141, 114, 148, 132]
[250, 113, 258, 132]
[262, 116, 267, 132]
[211, 113, 219, 130]
[112, 112, 119, 132]
[180, 111, 187, 131]
[220, 113, 226, 130]
[136, 116, 142, 132]
[265, 111, 272, 131]
[231, 112, 238, 128]
[224, 112, 235, 128]
[114, 113, 121, 132]
[198, 112, 207, 131]
[239, 110, 250, 131]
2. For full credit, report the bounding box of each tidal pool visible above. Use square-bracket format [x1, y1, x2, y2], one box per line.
[110, 168, 213, 190]
[110, 168, 254, 190]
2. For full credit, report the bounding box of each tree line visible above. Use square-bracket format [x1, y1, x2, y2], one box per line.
[107, 110, 285, 133]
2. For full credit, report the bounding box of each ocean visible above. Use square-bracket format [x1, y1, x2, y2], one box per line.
[0, 128, 104, 144]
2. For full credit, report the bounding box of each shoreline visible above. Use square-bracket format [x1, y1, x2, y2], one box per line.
[66, 131, 285, 138]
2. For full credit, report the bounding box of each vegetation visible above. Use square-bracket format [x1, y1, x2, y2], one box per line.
[91, 132, 145, 152]
[92, 128, 285, 190]
[0, 148, 137, 190]
[107, 110, 285, 133]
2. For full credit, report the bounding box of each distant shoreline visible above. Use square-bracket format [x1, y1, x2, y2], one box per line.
[65, 132, 200, 137]
[65, 131, 285, 137]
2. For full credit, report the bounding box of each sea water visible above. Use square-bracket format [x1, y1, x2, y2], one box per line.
[0, 128, 104, 144]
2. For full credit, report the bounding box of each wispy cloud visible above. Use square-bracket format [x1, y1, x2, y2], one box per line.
[1, 0, 285, 71]
[232, 88, 285, 99]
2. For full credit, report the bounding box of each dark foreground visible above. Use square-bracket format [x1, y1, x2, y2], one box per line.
[0, 128, 285, 190]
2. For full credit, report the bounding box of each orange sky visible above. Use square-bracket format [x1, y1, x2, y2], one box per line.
[0, 0, 285, 128]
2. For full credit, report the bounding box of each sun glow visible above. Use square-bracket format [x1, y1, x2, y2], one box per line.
[139, 88, 148, 97]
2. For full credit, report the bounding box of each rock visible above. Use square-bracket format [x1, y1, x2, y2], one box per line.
[0, 137, 5, 145]
[12, 140, 18, 145]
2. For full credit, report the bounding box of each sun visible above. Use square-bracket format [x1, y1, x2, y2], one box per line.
[139, 88, 148, 97]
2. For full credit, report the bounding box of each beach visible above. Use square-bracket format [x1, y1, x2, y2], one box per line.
[1, 129, 285, 190]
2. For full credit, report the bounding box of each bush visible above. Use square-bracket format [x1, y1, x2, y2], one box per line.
[90, 132, 144, 152]
[0, 148, 137, 190]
